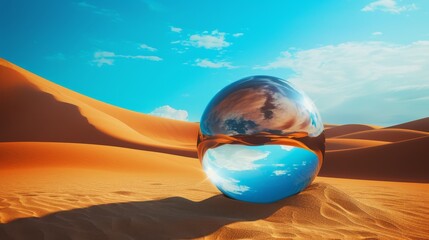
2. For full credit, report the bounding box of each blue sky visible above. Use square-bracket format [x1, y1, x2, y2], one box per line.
[1, 0, 428, 125]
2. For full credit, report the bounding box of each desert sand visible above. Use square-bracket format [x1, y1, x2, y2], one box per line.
[1, 58, 428, 239]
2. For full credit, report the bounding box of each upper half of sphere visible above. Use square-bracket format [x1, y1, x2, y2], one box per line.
[200, 76, 323, 137]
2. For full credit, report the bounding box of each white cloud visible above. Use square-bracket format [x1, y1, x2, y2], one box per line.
[372, 31, 383, 36]
[93, 51, 162, 67]
[206, 145, 270, 171]
[273, 170, 288, 176]
[94, 51, 115, 58]
[362, 0, 417, 13]
[217, 177, 250, 195]
[93, 51, 115, 66]
[281, 146, 295, 151]
[185, 30, 230, 49]
[172, 29, 236, 52]
[256, 41, 429, 125]
[195, 59, 236, 69]
[120, 55, 162, 61]
[149, 105, 188, 121]
[139, 44, 157, 52]
[93, 57, 114, 67]
[204, 167, 250, 195]
[170, 26, 183, 33]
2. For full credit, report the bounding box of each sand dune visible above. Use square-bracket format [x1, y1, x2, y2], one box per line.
[388, 117, 429, 132]
[0, 59, 198, 158]
[1, 58, 429, 239]
[2, 58, 428, 181]
[321, 119, 429, 182]
[322, 136, 429, 182]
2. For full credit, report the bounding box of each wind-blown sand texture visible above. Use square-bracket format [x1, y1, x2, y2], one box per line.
[1, 59, 428, 239]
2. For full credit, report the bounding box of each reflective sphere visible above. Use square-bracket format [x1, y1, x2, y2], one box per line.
[197, 76, 325, 203]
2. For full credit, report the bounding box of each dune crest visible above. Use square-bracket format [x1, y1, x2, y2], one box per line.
[324, 124, 378, 138]
[336, 128, 429, 141]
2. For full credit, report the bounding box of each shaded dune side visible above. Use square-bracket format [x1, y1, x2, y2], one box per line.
[387, 117, 429, 132]
[0, 183, 419, 240]
[0, 61, 198, 158]
[321, 136, 429, 182]
[0, 66, 127, 144]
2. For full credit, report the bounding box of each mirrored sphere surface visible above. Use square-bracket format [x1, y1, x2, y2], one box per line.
[198, 75, 325, 203]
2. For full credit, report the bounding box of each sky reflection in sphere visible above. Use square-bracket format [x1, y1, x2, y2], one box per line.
[198, 75, 325, 203]
[203, 144, 319, 203]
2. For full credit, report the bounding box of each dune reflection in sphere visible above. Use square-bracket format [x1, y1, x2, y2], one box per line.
[198, 76, 325, 203]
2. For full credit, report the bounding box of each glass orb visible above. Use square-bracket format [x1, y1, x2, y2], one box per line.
[197, 76, 325, 203]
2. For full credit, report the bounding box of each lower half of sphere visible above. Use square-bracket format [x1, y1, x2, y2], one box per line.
[200, 143, 322, 203]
